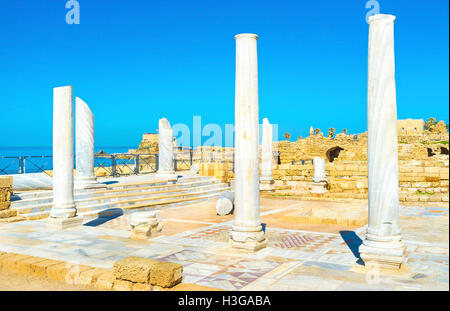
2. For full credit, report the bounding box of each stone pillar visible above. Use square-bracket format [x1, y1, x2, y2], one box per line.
[230, 33, 266, 251]
[359, 14, 405, 269]
[75, 97, 105, 189]
[311, 157, 328, 194]
[157, 118, 177, 181]
[47, 86, 83, 229]
[260, 118, 274, 191]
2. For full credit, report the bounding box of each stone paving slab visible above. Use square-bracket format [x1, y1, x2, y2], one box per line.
[0, 197, 448, 291]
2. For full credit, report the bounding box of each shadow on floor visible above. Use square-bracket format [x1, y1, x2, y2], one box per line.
[102, 181, 118, 185]
[340, 230, 364, 265]
[84, 208, 123, 227]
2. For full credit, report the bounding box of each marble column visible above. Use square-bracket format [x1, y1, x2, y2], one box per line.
[311, 157, 328, 194]
[47, 86, 83, 229]
[260, 118, 274, 191]
[359, 14, 405, 269]
[230, 33, 266, 251]
[75, 97, 105, 189]
[312, 157, 326, 182]
[157, 118, 177, 181]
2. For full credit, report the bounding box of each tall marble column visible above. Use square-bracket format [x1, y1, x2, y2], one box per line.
[157, 118, 177, 181]
[359, 14, 405, 269]
[75, 97, 105, 189]
[47, 86, 83, 229]
[260, 118, 274, 191]
[230, 33, 266, 251]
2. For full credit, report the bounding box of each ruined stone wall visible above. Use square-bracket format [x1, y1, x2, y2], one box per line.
[272, 157, 449, 203]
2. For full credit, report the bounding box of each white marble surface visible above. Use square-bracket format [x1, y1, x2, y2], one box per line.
[360, 14, 405, 266]
[230, 33, 266, 251]
[157, 118, 176, 180]
[75, 97, 102, 188]
[50, 86, 77, 218]
[261, 118, 274, 182]
[312, 157, 327, 182]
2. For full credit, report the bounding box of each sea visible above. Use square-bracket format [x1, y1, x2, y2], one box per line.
[0, 146, 135, 175]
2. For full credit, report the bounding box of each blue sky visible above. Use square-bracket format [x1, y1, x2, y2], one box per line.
[0, 0, 448, 148]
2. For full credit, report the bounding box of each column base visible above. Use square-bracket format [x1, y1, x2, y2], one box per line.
[49, 203, 77, 218]
[359, 234, 406, 270]
[74, 177, 107, 190]
[157, 171, 178, 182]
[260, 177, 275, 192]
[229, 225, 267, 251]
[310, 181, 328, 194]
[46, 215, 84, 230]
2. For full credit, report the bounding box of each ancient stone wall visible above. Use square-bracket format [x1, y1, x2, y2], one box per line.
[272, 158, 449, 203]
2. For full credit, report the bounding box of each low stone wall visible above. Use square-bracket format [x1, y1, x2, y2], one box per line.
[0, 252, 193, 291]
[272, 159, 449, 203]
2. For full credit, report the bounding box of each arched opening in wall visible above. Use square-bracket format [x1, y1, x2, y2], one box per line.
[440, 147, 449, 155]
[427, 148, 436, 157]
[326, 146, 344, 162]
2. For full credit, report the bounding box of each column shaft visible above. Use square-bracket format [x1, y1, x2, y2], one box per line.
[360, 14, 405, 269]
[75, 97, 103, 188]
[157, 118, 177, 181]
[50, 86, 76, 218]
[230, 33, 266, 251]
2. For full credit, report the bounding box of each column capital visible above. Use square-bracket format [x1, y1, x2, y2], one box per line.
[235, 33, 258, 40]
[368, 14, 396, 24]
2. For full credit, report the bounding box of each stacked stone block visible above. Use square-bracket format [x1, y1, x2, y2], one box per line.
[0, 176, 18, 222]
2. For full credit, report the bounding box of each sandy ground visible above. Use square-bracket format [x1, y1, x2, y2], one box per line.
[0, 271, 104, 291]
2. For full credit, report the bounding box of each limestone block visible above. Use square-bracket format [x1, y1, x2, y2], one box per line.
[31, 259, 64, 278]
[149, 261, 183, 288]
[95, 271, 116, 290]
[0, 209, 17, 219]
[114, 256, 155, 283]
[0, 202, 11, 211]
[113, 279, 134, 291]
[133, 283, 153, 291]
[16, 256, 47, 276]
[0, 254, 29, 273]
[79, 268, 110, 285]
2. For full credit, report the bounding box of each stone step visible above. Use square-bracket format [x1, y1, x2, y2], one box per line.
[11, 179, 221, 208]
[13, 183, 228, 215]
[10, 178, 169, 201]
[80, 192, 224, 220]
[19, 187, 228, 221]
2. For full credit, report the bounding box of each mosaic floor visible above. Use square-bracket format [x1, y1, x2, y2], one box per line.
[0, 197, 448, 291]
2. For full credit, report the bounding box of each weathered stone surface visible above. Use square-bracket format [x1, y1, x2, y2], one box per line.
[113, 279, 133, 291]
[129, 211, 163, 240]
[113, 256, 155, 283]
[78, 268, 109, 285]
[149, 261, 183, 288]
[31, 259, 64, 278]
[95, 270, 115, 290]
[0, 202, 11, 211]
[216, 190, 234, 215]
[113, 256, 183, 288]
[132, 283, 153, 291]
[0, 209, 16, 219]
